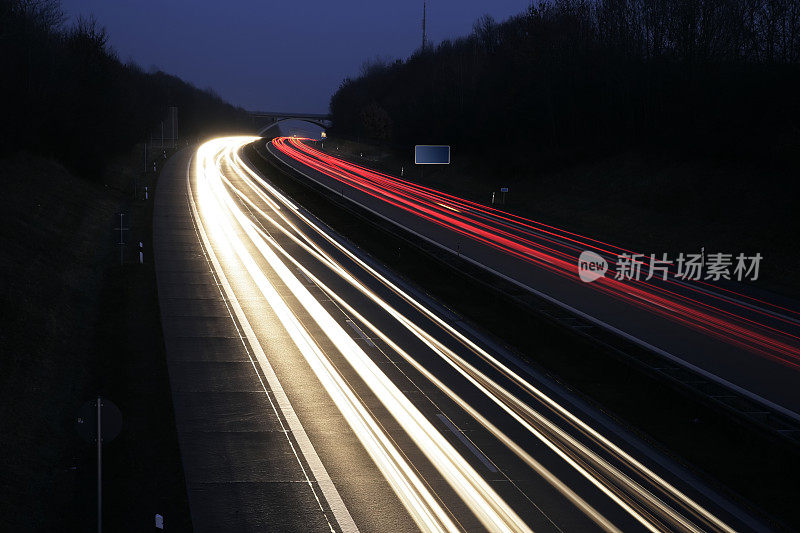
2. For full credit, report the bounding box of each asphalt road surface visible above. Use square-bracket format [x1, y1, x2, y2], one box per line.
[154, 137, 768, 532]
[269, 137, 800, 421]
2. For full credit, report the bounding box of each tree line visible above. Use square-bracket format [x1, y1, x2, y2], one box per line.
[330, 0, 800, 165]
[0, 0, 251, 177]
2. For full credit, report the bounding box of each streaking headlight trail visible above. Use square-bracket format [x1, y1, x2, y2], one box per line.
[189, 137, 742, 533]
[193, 138, 529, 533]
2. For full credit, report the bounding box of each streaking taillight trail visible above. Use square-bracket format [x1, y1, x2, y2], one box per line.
[271, 136, 800, 367]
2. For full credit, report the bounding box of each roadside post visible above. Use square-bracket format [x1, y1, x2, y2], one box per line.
[115, 214, 128, 265]
[76, 397, 123, 533]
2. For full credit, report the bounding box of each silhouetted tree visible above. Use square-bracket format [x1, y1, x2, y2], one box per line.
[359, 102, 392, 141]
[0, 0, 251, 178]
[329, 0, 800, 166]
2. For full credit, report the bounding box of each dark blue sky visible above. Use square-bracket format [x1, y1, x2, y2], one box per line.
[60, 1, 528, 113]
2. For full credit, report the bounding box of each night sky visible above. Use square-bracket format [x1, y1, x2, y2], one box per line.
[59, 1, 529, 113]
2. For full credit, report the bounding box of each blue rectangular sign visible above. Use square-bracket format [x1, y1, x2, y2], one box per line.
[415, 145, 450, 164]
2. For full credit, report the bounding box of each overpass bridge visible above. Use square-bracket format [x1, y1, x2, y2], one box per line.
[250, 110, 331, 136]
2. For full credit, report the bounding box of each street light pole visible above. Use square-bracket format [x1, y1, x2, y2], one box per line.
[97, 396, 103, 533]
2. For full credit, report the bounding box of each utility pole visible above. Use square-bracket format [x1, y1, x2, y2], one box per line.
[421, 1, 428, 51]
[169, 106, 178, 149]
[174, 106, 178, 149]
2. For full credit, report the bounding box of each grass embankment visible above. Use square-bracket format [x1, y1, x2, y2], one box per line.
[246, 141, 800, 530]
[0, 148, 191, 531]
[322, 137, 800, 299]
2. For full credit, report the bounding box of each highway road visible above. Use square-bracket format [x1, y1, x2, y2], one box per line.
[268, 137, 800, 420]
[155, 136, 767, 531]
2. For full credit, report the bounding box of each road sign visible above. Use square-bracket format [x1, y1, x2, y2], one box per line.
[76, 398, 122, 443]
[415, 145, 450, 164]
[498, 187, 510, 205]
[76, 397, 123, 533]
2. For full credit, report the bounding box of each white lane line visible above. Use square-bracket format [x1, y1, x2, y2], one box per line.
[436, 414, 498, 474]
[298, 268, 316, 285]
[267, 142, 800, 424]
[186, 149, 359, 533]
[345, 319, 377, 347]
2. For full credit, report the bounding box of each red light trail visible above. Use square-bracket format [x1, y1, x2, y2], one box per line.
[271, 137, 800, 368]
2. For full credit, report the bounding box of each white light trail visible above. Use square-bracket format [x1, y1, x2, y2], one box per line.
[189, 136, 739, 533]
[193, 137, 531, 533]
[232, 142, 736, 533]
